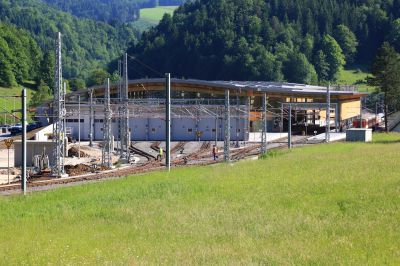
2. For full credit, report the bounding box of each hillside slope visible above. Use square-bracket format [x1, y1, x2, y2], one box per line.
[0, 0, 137, 79]
[1, 134, 399, 264]
[127, 0, 400, 83]
[42, 0, 187, 24]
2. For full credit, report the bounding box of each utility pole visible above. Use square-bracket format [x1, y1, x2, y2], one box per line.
[280, 103, 284, 133]
[360, 96, 363, 129]
[4, 139, 13, 185]
[246, 96, 251, 145]
[325, 84, 330, 143]
[261, 93, 267, 154]
[375, 101, 378, 130]
[13, 97, 15, 124]
[224, 89, 230, 162]
[3, 99, 6, 125]
[335, 104, 339, 133]
[21, 88, 27, 195]
[88, 88, 94, 147]
[117, 59, 122, 152]
[235, 93, 240, 148]
[78, 95, 81, 159]
[165, 73, 171, 171]
[288, 104, 292, 149]
[52, 32, 66, 177]
[102, 78, 112, 169]
[214, 114, 218, 146]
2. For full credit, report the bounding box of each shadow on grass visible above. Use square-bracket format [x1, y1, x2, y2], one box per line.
[259, 150, 289, 159]
[372, 133, 400, 144]
[373, 139, 400, 144]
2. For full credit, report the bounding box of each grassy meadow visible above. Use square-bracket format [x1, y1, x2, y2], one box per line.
[338, 65, 373, 92]
[0, 133, 399, 264]
[140, 6, 178, 24]
[133, 6, 178, 31]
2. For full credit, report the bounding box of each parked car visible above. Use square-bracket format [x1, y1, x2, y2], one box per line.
[9, 124, 22, 135]
[9, 121, 42, 135]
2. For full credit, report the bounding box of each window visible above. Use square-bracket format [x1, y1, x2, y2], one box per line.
[188, 128, 193, 132]
[152, 128, 156, 132]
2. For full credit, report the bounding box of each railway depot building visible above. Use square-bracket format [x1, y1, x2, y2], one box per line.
[36, 79, 366, 141]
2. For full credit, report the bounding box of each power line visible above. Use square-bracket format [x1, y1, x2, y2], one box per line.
[126, 54, 163, 76]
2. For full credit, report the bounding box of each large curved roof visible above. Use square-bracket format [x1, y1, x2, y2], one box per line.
[66, 78, 366, 100]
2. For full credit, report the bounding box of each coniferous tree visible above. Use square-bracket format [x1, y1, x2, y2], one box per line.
[367, 42, 400, 132]
[38, 52, 55, 92]
[314, 50, 330, 82]
[389, 19, 400, 52]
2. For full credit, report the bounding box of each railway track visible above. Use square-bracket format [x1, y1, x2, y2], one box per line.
[150, 141, 161, 152]
[129, 143, 156, 161]
[0, 138, 322, 194]
[171, 142, 185, 154]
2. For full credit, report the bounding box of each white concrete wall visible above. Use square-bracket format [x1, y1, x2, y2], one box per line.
[64, 116, 247, 141]
[34, 124, 53, 141]
[14, 141, 56, 167]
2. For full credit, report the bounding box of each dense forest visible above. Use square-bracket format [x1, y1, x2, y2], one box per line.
[0, 0, 137, 80]
[42, 0, 188, 24]
[0, 23, 42, 87]
[126, 0, 400, 84]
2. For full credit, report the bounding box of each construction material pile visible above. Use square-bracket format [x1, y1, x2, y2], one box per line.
[68, 146, 89, 158]
[65, 164, 92, 176]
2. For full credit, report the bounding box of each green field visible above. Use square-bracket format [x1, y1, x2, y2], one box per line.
[338, 65, 373, 92]
[0, 86, 34, 125]
[1, 133, 400, 264]
[133, 6, 178, 31]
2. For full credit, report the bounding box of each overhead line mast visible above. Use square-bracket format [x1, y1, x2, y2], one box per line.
[52, 32, 66, 177]
[120, 53, 130, 161]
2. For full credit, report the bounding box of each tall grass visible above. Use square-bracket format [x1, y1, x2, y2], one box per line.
[0, 134, 399, 264]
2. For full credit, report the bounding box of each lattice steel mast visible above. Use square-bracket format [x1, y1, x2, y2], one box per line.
[52, 32, 66, 177]
[102, 78, 113, 168]
[224, 89, 230, 162]
[120, 53, 130, 161]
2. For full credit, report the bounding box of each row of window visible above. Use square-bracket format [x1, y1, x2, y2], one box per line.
[66, 119, 84, 123]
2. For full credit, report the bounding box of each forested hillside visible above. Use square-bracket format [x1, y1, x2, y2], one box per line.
[0, 24, 41, 87]
[127, 0, 400, 84]
[42, 0, 187, 24]
[0, 0, 137, 80]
